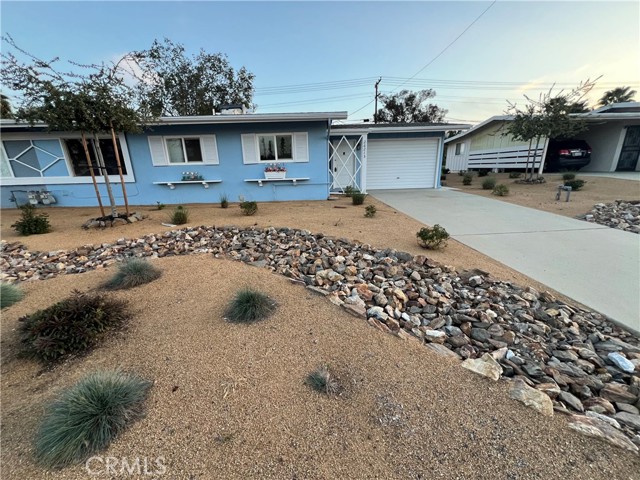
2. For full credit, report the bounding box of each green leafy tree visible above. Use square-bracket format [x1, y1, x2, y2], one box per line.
[1, 93, 14, 118]
[598, 86, 637, 106]
[374, 89, 447, 123]
[133, 38, 255, 116]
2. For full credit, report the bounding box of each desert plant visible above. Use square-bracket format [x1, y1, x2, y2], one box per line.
[155, 201, 166, 210]
[477, 169, 489, 177]
[19, 291, 130, 364]
[170, 205, 189, 225]
[509, 171, 522, 179]
[34, 370, 152, 468]
[351, 192, 366, 205]
[364, 205, 377, 218]
[482, 177, 497, 190]
[462, 172, 473, 185]
[220, 193, 229, 209]
[240, 201, 258, 216]
[562, 172, 576, 181]
[564, 179, 586, 191]
[11, 204, 51, 236]
[458, 170, 466, 176]
[226, 288, 275, 323]
[343, 185, 355, 197]
[416, 224, 450, 250]
[493, 184, 510, 196]
[1, 283, 24, 309]
[105, 259, 161, 290]
[307, 365, 340, 395]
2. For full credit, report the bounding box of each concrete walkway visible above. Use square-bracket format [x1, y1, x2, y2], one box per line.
[372, 188, 640, 333]
[578, 172, 640, 181]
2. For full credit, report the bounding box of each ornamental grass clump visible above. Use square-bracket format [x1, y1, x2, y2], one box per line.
[416, 224, 449, 250]
[226, 288, 275, 323]
[482, 177, 497, 190]
[220, 193, 229, 209]
[509, 171, 522, 179]
[170, 205, 189, 225]
[351, 192, 366, 205]
[307, 365, 340, 396]
[240, 201, 258, 216]
[19, 291, 130, 364]
[34, 370, 152, 469]
[462, 172, 473, 185]
[1, 282, 24, 309]
[105, 258, 161, 290]
[12, 204, 51, 236]
[492, 184, 510, 196]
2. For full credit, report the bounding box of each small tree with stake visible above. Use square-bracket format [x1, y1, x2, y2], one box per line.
[504, 79, 597, 181]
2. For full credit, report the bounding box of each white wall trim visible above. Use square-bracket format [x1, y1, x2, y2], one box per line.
[610, 127, 628, 171]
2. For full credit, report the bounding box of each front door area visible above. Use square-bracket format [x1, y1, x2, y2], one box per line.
[616, 125, 640, 171]
[329, 136, 362, 192]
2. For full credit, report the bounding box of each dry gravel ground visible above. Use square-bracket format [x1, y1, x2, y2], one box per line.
[2, 255, 640, 479]
[444, 172, 640, 218]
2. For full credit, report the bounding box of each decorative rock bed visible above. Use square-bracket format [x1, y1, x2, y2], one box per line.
[2, 225, 639, 451]
[578, 200, 640, 234]
[81, 212, 146, 229]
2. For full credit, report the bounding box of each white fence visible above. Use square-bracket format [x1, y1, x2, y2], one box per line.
[466, 145, 545, 170]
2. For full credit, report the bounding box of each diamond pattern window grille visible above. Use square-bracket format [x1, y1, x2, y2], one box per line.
[1, 139, 67, 178]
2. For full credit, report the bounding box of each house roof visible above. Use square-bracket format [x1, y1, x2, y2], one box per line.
[0, 111, 349, 131]
[590, 102, 640, 114]
[331, 122, 471, 135]
[444, 116, 511, 144]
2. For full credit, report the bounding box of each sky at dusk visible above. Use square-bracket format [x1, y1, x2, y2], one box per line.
[2, 1, 639, 125]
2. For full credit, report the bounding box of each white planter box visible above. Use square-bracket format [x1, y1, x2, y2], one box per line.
[264, 171, 286, 180]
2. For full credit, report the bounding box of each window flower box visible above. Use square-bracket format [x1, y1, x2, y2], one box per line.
[264, 163, 286, 180]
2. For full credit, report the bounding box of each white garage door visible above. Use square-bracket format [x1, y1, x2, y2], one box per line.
[366, 138, 439, 189]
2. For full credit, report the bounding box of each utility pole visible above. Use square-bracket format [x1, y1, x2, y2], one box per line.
[374, 77, 382, 123]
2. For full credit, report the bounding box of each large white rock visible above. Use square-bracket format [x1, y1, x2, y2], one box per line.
[461, 353, 503, 381]
[509, 378, 554, 416]
[568, 415, 638, 453]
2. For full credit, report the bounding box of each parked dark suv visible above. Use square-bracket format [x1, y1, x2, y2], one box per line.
[545, 139, 592, 171]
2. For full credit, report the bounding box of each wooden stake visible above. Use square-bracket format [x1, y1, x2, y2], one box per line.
[93, 133, 118, 217]
[110, 123, 130, 216]
[81, 132, 105, 217]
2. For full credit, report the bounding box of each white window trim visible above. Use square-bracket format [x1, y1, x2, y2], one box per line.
[1, 133, 136, 186]
[256, 133, 295, 163]
[164, 136, 204, 164]
[150, 135, 218, 166]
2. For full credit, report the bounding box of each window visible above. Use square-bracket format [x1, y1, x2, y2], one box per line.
[64, 138, 127, 177]
[166, 138, 203, 163]
[455, 143, 465, 155]
[258, 134, 292, 161]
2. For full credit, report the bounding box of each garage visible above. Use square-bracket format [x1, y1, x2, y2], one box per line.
[366, 137, 439, 189]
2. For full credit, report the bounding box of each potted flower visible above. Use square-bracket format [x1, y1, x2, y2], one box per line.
[182, 171, 204, 181]
[264, 163, 286, 180]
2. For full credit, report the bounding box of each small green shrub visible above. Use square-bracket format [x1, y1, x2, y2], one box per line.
[477, 170, 489, 177]
[364, 205, 377, 218]
[220, 193, 229, 209]
[416, 224, 450, 250]
[509, 171, 522, 179]
[170, 205, 189, 225]
[240, 201, 258, 216]
[343, 185, 355, 197]
[226, 288, 275, 323]
[493, 184, 510, 196]
[351, 192, 367, 205]
[34, 370, 152, 468]
[1, 283, 24, 309]
[106, 259, 161, 290]
[11, 204, 51, 236]
[458, 170, 466, 176]
[564, 179, 585, 191]
[19, 291, 130, 364]
[155, 201, 166, 210]
[307, 365, 340, 395]
[462, 172, 473, 185]
[482, 177, 497, 190]
[562, 172, 576, 181]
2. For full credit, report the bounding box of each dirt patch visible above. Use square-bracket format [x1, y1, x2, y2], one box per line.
[444, 172, 640, 218]
[2, 255, 638, 479]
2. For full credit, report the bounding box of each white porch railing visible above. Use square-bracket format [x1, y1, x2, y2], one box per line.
[467, 145, 545, 170]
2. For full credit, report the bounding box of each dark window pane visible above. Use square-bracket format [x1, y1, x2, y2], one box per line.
[98, 139, 127, 175]
[65, 139, 97, 177]
[184, 139, 203, 162]
[276, 135, 292, 160]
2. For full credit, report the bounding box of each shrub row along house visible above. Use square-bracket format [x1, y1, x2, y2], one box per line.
[445, 102, 640, 173]
[0, 109, 469, 208]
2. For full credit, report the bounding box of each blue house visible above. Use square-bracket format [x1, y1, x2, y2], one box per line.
[0, 112, 468, 208]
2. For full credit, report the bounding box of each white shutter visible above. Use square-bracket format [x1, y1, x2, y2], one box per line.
[293, 132, 309, 163]
[241, 134, 259, 164]
[148, 136, 168, 166]
[200, 135, 219, 164]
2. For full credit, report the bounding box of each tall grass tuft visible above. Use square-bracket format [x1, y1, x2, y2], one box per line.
[34, 370, 152, 469]
[106, 258, 161, 290]
[1, 282, 24, 309]
[226, 288, 275, 323]
[307, 365, 340, 395]
[170, 205, 189, 225]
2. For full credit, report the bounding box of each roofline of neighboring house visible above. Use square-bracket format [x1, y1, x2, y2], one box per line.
[331, 123, 472, 135]
[590, 102, 640, 114]
[0, 111, 349, 130]
[444, 115, 511, 144]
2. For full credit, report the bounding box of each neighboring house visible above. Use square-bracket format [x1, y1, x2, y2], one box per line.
[445, 102, 640, 173]
[0, 113, 469, 208]
[329, 122, 470, 192]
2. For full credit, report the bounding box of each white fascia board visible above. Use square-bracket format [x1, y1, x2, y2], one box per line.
[331, 124, 471, 136]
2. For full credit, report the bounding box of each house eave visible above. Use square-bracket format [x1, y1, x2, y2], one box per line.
[331, 124, 471, 136]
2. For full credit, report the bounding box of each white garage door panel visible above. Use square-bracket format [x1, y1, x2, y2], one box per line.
[367, 138, 438, 189]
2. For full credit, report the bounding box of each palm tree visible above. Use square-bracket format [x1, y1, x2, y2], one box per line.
[1, 94, 14, 119]
[598, 86, 637, 106]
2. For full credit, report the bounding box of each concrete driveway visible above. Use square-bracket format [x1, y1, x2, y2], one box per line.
[372, 188, 640, 333]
